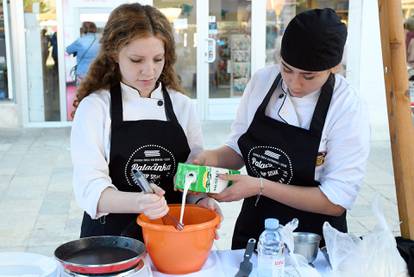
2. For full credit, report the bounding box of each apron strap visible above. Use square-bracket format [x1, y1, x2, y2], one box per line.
[256, 73, 282, 115]
[255, 72, 334, 139]
[110, 82, 123, 127]
[161, 83, 179, 123]
[309, 73, 335, 137]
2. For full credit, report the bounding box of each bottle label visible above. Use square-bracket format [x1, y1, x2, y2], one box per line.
[272, 256, 285, 277]
[258, 255, 284, 277]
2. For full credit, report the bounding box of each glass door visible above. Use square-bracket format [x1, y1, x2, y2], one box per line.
[23, 0, 61, 122]
[208, 0, 251, 99]
[64, 7, 109, 121]
[202, 0, 254, 120]
[152, 1, 259, 121]
[0, 0, 12, 102]
[153, 0, 198, 99]
[61, 0, 128, 123]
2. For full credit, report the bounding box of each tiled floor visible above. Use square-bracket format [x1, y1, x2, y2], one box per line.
[0, 122, 401, 256]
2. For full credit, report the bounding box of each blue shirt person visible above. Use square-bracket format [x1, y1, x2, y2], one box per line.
[66, 22, 100, 79]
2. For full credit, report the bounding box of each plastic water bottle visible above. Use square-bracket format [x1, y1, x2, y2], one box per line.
[257, 218, 285, 277]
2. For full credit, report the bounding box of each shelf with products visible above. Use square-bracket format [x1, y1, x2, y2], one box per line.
[215, 35, 231, 89]
[213, 21, 244, 90]
[209, 20, 251, 97]
[229, 34, 250, 97]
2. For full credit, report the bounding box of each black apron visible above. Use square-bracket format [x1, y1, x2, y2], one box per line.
[232, 73, 347, 249]
[80, 83, 190, 240]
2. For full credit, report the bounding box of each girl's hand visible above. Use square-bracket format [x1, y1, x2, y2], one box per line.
[192, 150, 219, 167]
[150, 183, 166, 197]
[137, 184, 169, 219]
[196, 197, 223, 240]
[211, 175, 260, 202]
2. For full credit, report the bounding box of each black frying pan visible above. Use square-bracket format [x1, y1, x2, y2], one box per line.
[54, 236, 145, 275]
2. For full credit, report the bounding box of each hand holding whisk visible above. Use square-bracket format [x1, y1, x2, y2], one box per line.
[132, 169, 184, 231]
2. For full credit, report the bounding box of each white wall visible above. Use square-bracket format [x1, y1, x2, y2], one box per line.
[0, 103, 18, 127]
[347, 0, 390, 141]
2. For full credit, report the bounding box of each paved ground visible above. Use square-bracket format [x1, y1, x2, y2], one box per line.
[0, 122, 400, 256]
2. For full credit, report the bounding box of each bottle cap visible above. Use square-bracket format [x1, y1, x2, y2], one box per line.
[264, 218, 279, 229]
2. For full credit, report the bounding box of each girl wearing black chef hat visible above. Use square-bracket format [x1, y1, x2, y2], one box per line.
[71, 3, 221, 240]
[194, 8, 370, 249]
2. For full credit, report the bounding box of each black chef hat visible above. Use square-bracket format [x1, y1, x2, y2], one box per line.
[280, 8, 347, 71]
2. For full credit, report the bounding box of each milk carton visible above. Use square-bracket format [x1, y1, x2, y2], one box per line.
[174, 163, 240, 193]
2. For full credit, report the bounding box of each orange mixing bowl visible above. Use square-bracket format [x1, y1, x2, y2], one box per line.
[137, 204, 220, 274]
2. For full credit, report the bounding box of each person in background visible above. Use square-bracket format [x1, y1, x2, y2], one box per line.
[66, 21, 100, 84]
[50, 31, 58, 70]
[195, 8, 370, 249]
[405, 17, 414, 68]
[405, 17, 414, 53]
[40, 29, 50, 68]
[71, 3, 220, 240]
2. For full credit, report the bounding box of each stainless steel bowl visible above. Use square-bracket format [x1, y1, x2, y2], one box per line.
[293, 232, 321, 264]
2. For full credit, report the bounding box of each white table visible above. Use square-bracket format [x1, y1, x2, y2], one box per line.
[150, 249, 333, 277]
[0, 250, 331, 276]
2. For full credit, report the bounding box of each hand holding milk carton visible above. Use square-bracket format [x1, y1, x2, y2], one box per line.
[174, 163, 240, 193]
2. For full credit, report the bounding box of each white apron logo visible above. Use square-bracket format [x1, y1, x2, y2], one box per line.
[247, 146, 293, 184]
[125, 144, 176, 187]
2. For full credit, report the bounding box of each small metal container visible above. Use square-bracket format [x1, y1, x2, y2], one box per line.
[293, 232, 321, 264]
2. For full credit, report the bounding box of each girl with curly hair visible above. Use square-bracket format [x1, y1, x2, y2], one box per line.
[71, 3, 219, 239]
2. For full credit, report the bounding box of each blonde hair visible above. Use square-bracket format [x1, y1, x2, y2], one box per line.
[76, 3, 182, 102]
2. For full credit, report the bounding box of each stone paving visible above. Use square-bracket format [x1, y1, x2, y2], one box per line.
[0, 122, 400, 256]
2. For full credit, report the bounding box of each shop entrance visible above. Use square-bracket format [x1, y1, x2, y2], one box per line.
[153, 0, 254, 120]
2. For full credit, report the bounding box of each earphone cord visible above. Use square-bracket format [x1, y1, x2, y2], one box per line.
[277, 83, 288, 123]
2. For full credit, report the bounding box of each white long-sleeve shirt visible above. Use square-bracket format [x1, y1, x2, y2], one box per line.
[226, 65, 370, 210]
[71, 83, 204, 219]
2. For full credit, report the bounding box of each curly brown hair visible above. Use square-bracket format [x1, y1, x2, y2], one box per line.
[76, 3, 182, 103]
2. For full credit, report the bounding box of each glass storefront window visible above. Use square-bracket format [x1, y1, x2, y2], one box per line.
[265, 0, 349, 66]
[0, 0, 11, 101]
[403, 0, 414, 19]
[64, 8, 107, 121]
[155, 1, 197, 99]
[402, 1, 414, 108]
[403, 1, 414, 59]
[209, 0, 251, 98]
[24, 0, 61, 121]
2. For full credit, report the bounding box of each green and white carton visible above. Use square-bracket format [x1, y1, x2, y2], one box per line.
[174, 163, 240, 193]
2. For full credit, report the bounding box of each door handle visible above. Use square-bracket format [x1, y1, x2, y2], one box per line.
[206, 38, 216, 63]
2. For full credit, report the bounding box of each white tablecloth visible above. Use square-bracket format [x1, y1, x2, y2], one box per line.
[8, 249, 331, 276]
[150, 249, 333, 277]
